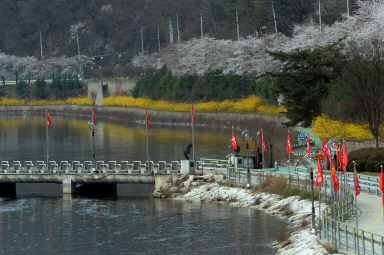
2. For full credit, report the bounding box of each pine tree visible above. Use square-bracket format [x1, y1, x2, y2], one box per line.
[268, 40, 344, 127]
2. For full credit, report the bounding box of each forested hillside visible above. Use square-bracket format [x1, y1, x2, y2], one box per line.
[1, 0, 353, 59]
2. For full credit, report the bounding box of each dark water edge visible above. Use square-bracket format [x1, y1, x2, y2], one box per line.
[0, 184, 288, 255]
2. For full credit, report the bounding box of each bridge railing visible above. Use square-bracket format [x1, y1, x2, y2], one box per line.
[0, 160, 181, 175]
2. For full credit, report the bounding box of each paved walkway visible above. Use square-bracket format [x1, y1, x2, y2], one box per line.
[346, 192, 384, 236]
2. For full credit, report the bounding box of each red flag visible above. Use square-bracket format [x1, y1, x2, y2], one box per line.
[336, 141, 342, 161]
[342, 143, 349, 173]
[380, 169, 384, 205]
[146, 108, 150, 127]
[46, 109, 51, 127]
[287, 132, 292, 154]
[336, 141, 345, 174]
[92, 107, 96, 125]
[192, 105, 196, 124]
[306, 135, 312, 156]
[354, 163, 360, 196]
[330, 152, 339, 192]
[320, 137, 328, 159]
[232, 130, 238, 151]
[261, 131, 266, 152]
[315, 158, 324, 186]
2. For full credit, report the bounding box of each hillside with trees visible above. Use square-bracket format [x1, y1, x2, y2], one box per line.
[0, 0, 357, 79]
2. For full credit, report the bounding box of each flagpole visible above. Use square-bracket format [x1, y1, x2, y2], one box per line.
[146, 111, 150, 170]
[46, 110, 49, 168]
[261, 128, 264, 169]
[191, 104, 195, 161]
[381, 165, 384, 223]
[288, 130, 291, 174]
[319, 185, 321, 238]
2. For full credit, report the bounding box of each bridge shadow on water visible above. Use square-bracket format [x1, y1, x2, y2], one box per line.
[11, 183, 154, 200]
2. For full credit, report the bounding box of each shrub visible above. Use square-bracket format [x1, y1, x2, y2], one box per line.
[355, 160, 368, 172]
[103, 95, 285, 114]
[312, 114, 378, 140]
[365, 161, 378, 172]
[349, 148, 384, 161]
[15, 81, 29, 99]
[31, 78, 47, 99]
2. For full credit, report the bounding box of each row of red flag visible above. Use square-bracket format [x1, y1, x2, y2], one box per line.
[287, 133, 384, 205]
[46, 107, 97, 128]
[231, 130, 266, 152]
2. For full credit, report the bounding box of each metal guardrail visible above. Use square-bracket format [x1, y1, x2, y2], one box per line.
[0, 160, 181, 175]
[199, 158, 384, 254]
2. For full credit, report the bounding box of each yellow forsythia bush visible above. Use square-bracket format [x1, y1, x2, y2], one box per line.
[312, 114, 382, 140]
[29, 99, 66, 105]
[65, 97, 94, 105]
[0, 97, 94, 106]
[0, 98, 26, 105]
[103, 95, 285, 114]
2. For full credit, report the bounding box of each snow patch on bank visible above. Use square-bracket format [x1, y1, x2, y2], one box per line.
[177, 182, 333, 254]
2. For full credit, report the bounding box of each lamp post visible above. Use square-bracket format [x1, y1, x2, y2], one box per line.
[241, 130, 252, 188]
[88, 120, 96, 171]
[304, 153, 316, 233]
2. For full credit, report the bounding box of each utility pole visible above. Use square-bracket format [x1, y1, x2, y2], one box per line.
[272, 1, 278, 35]
[176, 14, 180, 44]
[140, 27, 144, 54]
[346, 0, 350, 16]
[200, 11, 204, 39]
[157, 25, 161, 54]
[169, 17, 174, 43]
[236, 6, 240, 41]
[319, 0, 322, 32]
[40, 31, 43, 60]
[76, 33, 82, 79]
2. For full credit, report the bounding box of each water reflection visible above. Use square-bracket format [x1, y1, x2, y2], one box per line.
[0, 117, 232, 162]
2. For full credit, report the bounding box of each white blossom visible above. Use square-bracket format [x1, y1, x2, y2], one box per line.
[140, 0, 384, 75]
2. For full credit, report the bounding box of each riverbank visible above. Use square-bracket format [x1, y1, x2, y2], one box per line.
[153, 174, 337, 254]
[0, 105, 287, 128]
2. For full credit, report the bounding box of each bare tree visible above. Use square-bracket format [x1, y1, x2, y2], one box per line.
[340, 37, 384, 148]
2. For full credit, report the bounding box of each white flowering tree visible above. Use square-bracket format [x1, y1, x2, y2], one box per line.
[138, 0, 384, 75]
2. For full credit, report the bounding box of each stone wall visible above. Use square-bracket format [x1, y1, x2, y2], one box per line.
[345, 139, 384, 152]
[86, 77, 137, 106]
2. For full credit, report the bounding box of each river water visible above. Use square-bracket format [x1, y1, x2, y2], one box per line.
[0, 116, 287, 254]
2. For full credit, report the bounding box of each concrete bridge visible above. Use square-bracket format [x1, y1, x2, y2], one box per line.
[0, 160, 182, 196]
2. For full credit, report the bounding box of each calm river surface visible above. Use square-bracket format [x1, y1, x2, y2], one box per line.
[0, 116, 287, 254]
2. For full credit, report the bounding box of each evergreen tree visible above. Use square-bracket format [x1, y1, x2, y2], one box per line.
[268, 41, 344, 127]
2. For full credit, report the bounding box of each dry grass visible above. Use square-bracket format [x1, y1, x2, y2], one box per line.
[253, 196, 262, 206]
[280, 204, 294, 217]
[258, 176, 321, 201]
[277, 229, 293, 247]
[322, 242, 338, 254]
[262, 201, 271, 209]
[299, 220, 310, 229]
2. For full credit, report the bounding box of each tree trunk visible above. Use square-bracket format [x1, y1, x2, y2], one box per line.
[375, 135, 379, 148]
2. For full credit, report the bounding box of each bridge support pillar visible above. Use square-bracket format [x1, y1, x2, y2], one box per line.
[62, 178, 75, 194]
[0, 183, 16, 197]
